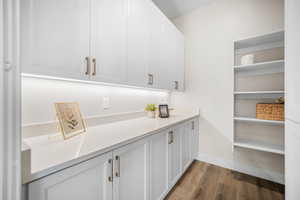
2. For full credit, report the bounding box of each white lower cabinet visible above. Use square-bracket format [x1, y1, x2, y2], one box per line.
[28, 152, 113, 200]
[168, 126, 182, 187]
[113, 138, 149, 200]
[149, 131, 168, 200]
[191, 119, 200, 159]
[27, 118, 199, 200]
[181, 122, 192, 172]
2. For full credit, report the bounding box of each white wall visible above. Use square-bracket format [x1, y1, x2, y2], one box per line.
[171, 0, 284, 183]
[22, 77, 169, 125]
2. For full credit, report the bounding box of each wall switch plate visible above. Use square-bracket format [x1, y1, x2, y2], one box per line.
[103, 97, 110, 109]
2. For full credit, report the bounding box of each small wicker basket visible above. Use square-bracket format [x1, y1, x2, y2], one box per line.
[256, 103, 284, 121]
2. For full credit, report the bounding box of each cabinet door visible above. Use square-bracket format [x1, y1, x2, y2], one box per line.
[168, 126, 182, 187]
[113, 138, 149, 200]
[28, 152, 113, 200]
[20, 0, 90, 80]
[191, 119, 200, 159]
[127, 0, 151, 87]
[147, 2, 167, 89]
[181, 122, 192, 171]
[147, 2, 184, 90]
[172, 30, 185, 91]
[149, 131, 168, 200]
[90, 0, 127, 84]
[163, 21, 185, 91]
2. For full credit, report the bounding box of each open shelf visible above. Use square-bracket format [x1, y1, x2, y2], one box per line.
[234, 91, 284, 99]
[234, 140, 284, 155]
[234, 91, 284, 95]
[234, 60, 284, 75]
[234, 31, 284, 54]
[234, 117, 284, 125]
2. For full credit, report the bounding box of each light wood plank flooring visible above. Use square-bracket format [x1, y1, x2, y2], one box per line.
[165, 161, 284, 200]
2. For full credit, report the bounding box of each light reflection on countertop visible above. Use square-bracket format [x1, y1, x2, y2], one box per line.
[22, 113, 199, 183]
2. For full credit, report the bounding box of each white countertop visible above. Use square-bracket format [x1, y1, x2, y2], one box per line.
[23, 113, 199, 183]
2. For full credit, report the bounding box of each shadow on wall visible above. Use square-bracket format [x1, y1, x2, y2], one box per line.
[198, 117, 233, 160]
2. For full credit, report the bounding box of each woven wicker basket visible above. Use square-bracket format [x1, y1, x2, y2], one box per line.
[256, 103, 284, 121]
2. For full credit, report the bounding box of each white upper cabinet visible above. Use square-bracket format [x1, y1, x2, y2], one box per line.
[171, 29, 185, 91]
[20, 0, 90, 80]
[147, 3, 184, 90]
[147, 2, 166, 89]
[21, 0, 184, 90]
[28, 152, 113, 200]
[90, 0, 127, 84]
[127, 0, 151, 87]
[113, 138, 149, 200]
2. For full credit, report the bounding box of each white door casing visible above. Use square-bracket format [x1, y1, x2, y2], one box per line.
[1, 0, 22, 200]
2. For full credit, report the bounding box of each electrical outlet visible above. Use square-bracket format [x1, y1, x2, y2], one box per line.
[103, 97, 110, 109]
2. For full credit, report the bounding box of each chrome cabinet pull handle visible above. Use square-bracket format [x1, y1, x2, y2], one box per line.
[92, 58, 96, 76]
[108, 159, 113, 182]
[168, 131, 172, 144]
[192, 121, 195, 130]
[174, 81, 179, 90]
[115, 156, 120, 177]
[85, 57, 91, 75]
[148, 74, 153, 85]
[168, 131, 174, 144]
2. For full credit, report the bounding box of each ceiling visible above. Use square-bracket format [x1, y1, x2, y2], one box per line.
[152, 0, 212, 19]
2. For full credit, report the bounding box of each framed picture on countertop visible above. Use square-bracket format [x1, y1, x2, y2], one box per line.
[55, 102, 87, 139]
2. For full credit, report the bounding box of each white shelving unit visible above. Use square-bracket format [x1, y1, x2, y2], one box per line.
[233, 31, 285, 182]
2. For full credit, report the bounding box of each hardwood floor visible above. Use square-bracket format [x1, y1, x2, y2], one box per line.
[165, 161, 284, 200]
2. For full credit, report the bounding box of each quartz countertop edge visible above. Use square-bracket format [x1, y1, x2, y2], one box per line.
[23, 113, 199, 184]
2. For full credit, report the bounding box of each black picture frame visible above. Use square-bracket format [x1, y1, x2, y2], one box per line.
[159, 104, 169, 118]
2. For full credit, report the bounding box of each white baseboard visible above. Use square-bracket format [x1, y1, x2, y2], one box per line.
[196, 153, 284, 184]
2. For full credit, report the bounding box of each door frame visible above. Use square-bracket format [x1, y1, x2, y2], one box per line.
[1, 0, 22, 199]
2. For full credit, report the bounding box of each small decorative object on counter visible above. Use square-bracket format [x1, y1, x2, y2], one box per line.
[241, 54, 254, 65]
[256, 97, 284, 121]
[145, 104, 157, 118]
[159, 104, 170, 118]
[55, 102, 87, 139]
[275, 96, 285, 104]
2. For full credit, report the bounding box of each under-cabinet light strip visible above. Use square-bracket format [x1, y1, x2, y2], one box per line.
[22, 73, 170, 93]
